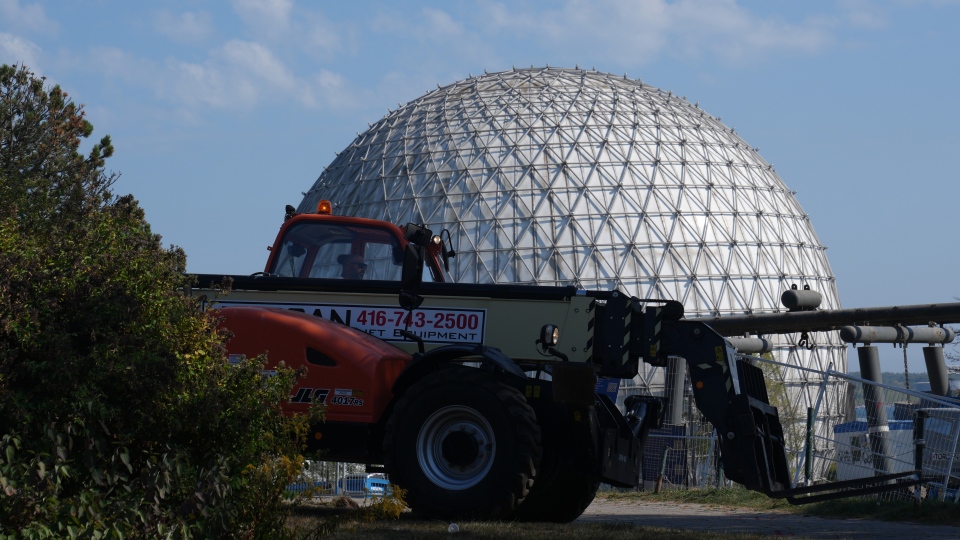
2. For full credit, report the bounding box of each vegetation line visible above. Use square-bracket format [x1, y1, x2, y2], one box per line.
[598, 487, 960, 526]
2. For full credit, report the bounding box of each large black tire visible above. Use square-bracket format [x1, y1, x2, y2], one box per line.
[383, 367, 542, 520]
[513, 404, 601, 522]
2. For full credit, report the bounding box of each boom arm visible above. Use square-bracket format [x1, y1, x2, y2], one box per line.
[639, 303, 926, 503]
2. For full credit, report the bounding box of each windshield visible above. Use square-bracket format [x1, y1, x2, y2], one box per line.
[270, 221, 404, 281]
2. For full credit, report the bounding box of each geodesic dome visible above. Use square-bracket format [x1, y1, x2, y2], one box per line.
[298, 67, 846, 439]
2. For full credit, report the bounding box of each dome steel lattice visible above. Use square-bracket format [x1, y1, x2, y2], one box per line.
[299, 67, 845, 443]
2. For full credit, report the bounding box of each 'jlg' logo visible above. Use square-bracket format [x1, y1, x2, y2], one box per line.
[290, 387, 330, 404]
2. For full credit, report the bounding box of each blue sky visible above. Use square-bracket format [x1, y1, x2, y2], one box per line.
[3, 0, 958, 372]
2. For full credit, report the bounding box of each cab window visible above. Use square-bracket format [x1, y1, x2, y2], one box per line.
[270, 221, 403, 281]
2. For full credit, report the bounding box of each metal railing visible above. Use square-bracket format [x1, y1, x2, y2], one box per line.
[633, 354, 960, 503]
[792, 366, 960, 502]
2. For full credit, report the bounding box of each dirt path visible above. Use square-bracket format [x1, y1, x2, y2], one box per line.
[578, 498, 960, 539]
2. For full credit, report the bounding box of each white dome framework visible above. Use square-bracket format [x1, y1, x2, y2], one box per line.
[299, 67, 846, 467]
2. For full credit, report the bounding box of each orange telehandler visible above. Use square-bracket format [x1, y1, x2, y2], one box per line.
[191, 202, 960, 521]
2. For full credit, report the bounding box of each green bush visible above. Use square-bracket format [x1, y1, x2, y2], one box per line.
[0, 64, 313, 538]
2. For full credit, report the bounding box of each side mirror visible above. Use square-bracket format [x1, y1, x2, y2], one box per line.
[399, 243, 424, 311]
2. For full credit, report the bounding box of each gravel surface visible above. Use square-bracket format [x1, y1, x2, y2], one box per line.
[578, 498, 960, 539]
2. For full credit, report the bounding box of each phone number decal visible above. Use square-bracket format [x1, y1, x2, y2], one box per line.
[218, 301, 486, 345]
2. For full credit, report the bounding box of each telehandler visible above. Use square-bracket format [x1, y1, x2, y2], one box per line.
[191, 202, 960, 521]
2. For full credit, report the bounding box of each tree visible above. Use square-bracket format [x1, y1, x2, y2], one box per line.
[0, 64, 312, 538]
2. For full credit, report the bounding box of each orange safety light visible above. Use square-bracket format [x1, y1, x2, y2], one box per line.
[317, 200, 333, 215]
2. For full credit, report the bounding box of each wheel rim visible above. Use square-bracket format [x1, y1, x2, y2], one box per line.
[417, 405, 496, 490]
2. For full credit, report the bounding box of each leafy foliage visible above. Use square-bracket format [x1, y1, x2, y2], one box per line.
[0, 64, 314, 538]
[363, 485, 407, 522]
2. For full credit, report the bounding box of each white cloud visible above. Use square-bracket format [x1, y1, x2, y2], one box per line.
[896, 0, 960, 6]
[155, 10, 215, 43]
[482, 0, 833, 65]
[0, 32, 42, 71]
[232, 0, 293, 36]
[667, 0, 831, 60]
[232, 2, 346, 60]
[302, 12, 345, 59]
[79, 29, 357, 114]
[88, 46, 157, 84]
[370, 6, 501, 73]
[168, 59, 245, 108]
[837, 0, 888, 29]
[219, 39, 312, 102]
[421, 8, 465, 38]
[314, 68, 367, 109]
[0, 0, 57, 34]
[163, 39, 316, 109]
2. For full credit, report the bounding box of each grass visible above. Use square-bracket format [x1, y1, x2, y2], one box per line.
[601, 486, 792, 511]
[288, 511, 799, 540]
[284, 486, 960, 539]
[285, 493, 796, 539]
[599, 487, 960, 527]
